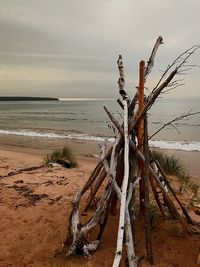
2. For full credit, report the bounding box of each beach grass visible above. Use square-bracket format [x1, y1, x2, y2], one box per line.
[151, 150, 200, 196]
[43, 146, 77, 168]
[151, 150, 189, 182]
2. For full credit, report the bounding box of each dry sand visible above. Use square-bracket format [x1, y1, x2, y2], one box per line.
[0, 142, 200, 267]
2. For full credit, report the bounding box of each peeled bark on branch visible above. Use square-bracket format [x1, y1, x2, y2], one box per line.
[144, 114, 154, 264]
[80, 148, 112, 197]
[153, 157, 195, 225]
[145, 36, 163, 81]
[112, 100, 130, 267]
[125, 177, 140, 267]
[117, 55, 130, 102]
[80, 162, 103, 196]
[85, 168, 107, 211]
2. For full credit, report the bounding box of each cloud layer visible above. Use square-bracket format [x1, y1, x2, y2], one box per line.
[0, 0, 199, 98]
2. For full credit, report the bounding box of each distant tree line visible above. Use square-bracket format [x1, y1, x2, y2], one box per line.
[0, 96, 59, 101]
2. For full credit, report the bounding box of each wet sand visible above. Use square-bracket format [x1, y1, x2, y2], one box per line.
[0, 135, 199, 179]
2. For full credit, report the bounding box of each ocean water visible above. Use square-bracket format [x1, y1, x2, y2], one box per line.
[0, 98, 199, 151]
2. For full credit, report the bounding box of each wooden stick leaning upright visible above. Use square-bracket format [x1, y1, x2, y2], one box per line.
[144, 113, 154, 264]
[138, 60, 145, 211]
[113, 55, 132, 267]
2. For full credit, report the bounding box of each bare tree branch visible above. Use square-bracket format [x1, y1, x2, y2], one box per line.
[145, 36, 163, 81]
[152, 45, 200, 94]
[149, 111, 200, 140]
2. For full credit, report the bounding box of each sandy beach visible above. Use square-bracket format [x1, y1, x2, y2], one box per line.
[0, 141, 200, 267]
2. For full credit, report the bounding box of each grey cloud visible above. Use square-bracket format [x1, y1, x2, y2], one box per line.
[0, 0, 199, 98]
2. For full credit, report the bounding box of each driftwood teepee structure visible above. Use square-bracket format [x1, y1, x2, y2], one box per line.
[60, 37, 200, 266]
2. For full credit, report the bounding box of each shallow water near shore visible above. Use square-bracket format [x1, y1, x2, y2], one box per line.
[0, 98, 199, 151]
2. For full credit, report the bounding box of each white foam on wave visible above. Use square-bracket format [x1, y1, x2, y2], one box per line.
[0, 129, 61, 139]
[149, 140, 200, 152]
[0, 129, 115, 143]
[0, 129, 199, 152]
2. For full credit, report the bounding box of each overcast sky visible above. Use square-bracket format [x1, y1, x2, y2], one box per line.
[0, 0, 200, 98]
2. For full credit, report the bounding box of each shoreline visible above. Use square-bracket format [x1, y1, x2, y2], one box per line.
[0, 137, 199, 181]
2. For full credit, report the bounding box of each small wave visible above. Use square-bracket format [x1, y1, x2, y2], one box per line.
[0, 129, 199, 152]
[149, 140, 200, 152]
[0, 129, 115, 143]
[0, 129, 62, 139]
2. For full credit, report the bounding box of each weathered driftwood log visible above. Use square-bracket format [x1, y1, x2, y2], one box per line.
[145, 36, 163, 81]
[144, 115, 154, 264]
[80, 147, 112, 197]
[80, 161, 103, 196]
[152, 157, 195, 225]
[66, 181, 114, 257]
[100, 141, 122, 200]
[128, 150, 138, 238]
[117, 55, 130, 102]
[104, 56, 139, 266]
[112, 100, 129, 267]
[65, 134, 124, 256]
[149, 174, 166, 218]
[138, 60, 145, 211]
[125, 177, 140, 267]
[110, 149, 124, 214]
[117, 98, 124, 109]
[85, 167, 107, 211]
[4, 165, 43, 177]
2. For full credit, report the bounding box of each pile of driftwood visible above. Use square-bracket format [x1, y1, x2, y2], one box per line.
[60, 37, 200, 266]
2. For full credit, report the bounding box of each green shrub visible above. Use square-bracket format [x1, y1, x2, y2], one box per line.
[43, 146, 77, 168]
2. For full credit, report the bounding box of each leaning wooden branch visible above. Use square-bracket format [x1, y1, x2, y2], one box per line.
[152, 156, 195, 225]
[112, 99, 130, 267]
[144, 114, 154, 264]
[100, 142, 122, 200]
[149, 110, 200, 141]
[117, 55, 130, 102]
[145, 36, 163, 81]
[125, 177, 140, 267]
[85, 168, 107, 211]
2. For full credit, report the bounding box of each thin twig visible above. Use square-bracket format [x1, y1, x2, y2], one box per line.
[149, 111, 200, 140]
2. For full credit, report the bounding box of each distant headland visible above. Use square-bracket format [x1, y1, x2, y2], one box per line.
[0, 96, 59, 101]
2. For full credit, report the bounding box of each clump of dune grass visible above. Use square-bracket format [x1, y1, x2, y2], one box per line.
[43, 146, 77, 168]
[151, 150, 185, 177]
[151, 150, 200, 203]
[151, 150, 192, 192]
